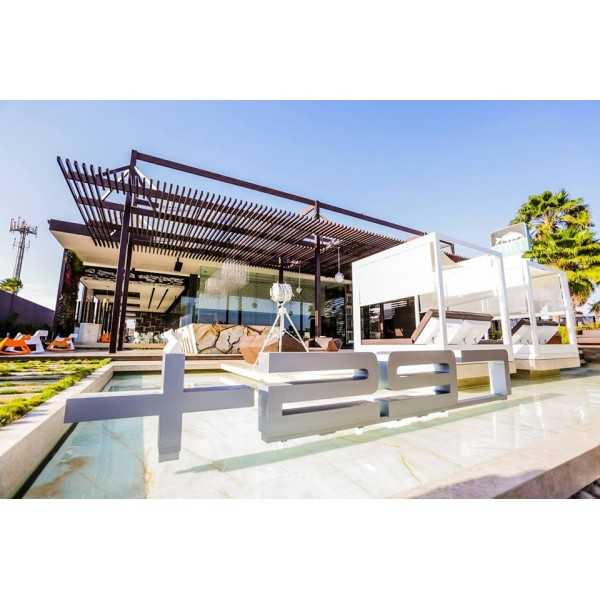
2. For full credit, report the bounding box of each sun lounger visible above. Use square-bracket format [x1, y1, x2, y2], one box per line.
[172, 325, 198, 355]
[17, 330, 48, 354]
[413, 310, 493, 345]
[362, 310, 493, 346]
[0, 330, 51, 355]
[511, 318, 558, 345]
[47, 333, 77, 352]
[0, 336, 32, 355]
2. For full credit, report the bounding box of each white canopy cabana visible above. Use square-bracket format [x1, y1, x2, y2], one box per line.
[351, 232, 513, 360]
[351, 231, 579, 373]
[501, 255, 579, 369]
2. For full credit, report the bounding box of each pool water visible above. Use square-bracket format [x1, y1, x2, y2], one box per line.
[104, 370, 248, 392]
[25, 417, 146, 499]
[25, 370, 253, 499]
[23, 366, 600, 499]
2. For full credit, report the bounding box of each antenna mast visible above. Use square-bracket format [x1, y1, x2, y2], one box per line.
[9, 218, 37, 281]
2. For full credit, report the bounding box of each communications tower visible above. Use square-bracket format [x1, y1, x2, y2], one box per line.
[9, 218, 37, 280]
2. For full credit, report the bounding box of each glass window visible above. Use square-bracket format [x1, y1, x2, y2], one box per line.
[361, 297, 416, 340]
[174, 266, 347, 342]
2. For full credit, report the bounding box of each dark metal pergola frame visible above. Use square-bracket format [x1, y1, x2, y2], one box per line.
[57, 149, 428, 353]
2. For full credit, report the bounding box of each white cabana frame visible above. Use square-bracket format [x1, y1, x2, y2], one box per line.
[502, 255, 579, 367]
[351, 232, 513, 360]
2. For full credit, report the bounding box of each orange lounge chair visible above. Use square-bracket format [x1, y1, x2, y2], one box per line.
[0, 336, 32, 355]
[15, 330, 48, 353]
[47, 334, 76, 352]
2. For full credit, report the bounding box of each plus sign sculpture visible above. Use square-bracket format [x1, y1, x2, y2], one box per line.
[64, 332, 254, 461]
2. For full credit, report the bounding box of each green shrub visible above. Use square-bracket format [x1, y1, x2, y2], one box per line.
[0, 359, 109, 427]
[558, 325, 570, 344]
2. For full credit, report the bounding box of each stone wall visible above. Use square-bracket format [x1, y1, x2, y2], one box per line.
[190, 323, 270, 354]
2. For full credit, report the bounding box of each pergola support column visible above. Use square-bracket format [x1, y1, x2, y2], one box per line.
[109, 150, 137, 353]
[314, 203, 322, 338]
[117, 239, 133, 351]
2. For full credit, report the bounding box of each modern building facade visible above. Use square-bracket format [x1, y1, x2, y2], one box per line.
[51, 150, 422, 352]
[50, 220, 351, 346]
[49, 150, 578, 373]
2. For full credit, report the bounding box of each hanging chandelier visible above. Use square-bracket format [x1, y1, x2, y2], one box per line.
[204, 261, 249, 296]
[295, 263, 303, 295]
[334, 246, 344, 283]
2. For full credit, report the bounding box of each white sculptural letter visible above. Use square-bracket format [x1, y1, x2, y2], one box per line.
[379, 350, 459, 419]
[257, 351, 380, 442]
[63, 333, 512, 458]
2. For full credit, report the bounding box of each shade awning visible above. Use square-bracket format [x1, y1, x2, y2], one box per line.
[57, 156, 407, 277]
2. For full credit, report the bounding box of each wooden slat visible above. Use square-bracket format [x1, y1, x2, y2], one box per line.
[58, 156, 406, 276]
[66, 159, 105, 247]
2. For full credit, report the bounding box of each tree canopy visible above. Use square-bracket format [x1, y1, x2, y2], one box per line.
[511, 189, 600, 305]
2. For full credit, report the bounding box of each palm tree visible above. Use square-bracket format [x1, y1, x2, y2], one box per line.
[511, 190, 600, 305]
[0, 277, 23, 294]
[512, 189, 591, 236]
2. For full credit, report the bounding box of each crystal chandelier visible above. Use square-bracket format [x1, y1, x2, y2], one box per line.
[204, 261, 249, 296]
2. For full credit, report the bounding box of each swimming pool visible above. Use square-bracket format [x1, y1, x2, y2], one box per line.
[104, 370, 249, 392]
[23, 367, 600, 498]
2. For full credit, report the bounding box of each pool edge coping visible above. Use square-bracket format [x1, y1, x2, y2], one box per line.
[396, 413, 600, 499]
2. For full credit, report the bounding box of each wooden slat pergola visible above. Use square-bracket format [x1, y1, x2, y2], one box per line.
[57, 150, 425, 353]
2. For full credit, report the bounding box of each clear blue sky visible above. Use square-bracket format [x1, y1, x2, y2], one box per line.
[1, 101, 599, 309]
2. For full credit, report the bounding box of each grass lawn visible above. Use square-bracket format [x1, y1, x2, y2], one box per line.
[0, 359, 110, 427]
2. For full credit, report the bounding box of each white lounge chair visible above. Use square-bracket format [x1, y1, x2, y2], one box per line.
[361, 310, 493, 347]
[166, 327, 195, 354]
[26, 329, 49, 354]
[13, 330, 48, 353]
[412, 310, 493, 345]
[511, 319, 558, 345]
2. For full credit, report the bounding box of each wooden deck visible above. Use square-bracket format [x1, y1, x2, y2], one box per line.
[5, 345, 599, 364]
[580, 345, 600, 364]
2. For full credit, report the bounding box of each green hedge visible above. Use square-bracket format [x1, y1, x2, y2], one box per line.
[0, 359, 109, 427]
